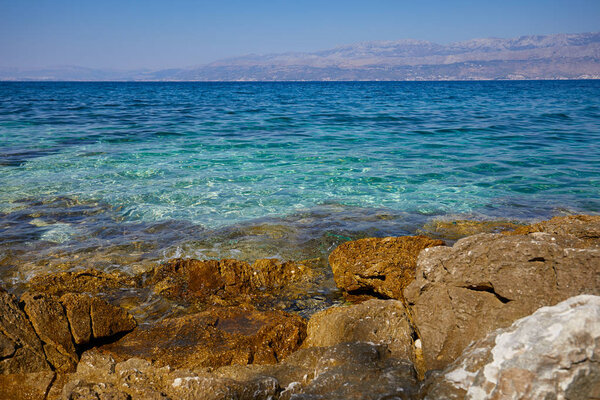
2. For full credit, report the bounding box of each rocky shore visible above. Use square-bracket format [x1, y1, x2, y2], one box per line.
[0, 215, 599, 399]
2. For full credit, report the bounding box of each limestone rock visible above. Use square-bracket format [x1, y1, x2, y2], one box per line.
[0, 372, 56, 400]
[27, 268, 140, 296]
[57, 339, 418, 398]
[57, 350, 279, 400]
[304, 299, 418, 363]
[505, 214, 600, 247]
[90, 296, 137, 339]
[99, 306, 306, 370]
[59, 292, 92, 345]
[217, 342, 419, 400]
[329, 236, 445, 300]
[147, 257, 313, 303]
[21, 292, 78, 372]
[0, 290, 50, 373]
[404, 232, 600, 370]
[422, 295, 600, 400]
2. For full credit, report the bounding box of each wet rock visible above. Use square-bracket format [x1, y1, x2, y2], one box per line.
[418, 218, 521, 240]
[422, 295, 600, 400]
[147, 257, 313, 304]
[99, 306, 306, 370]
[329, 236, 445, 300]
[0, 289, 50, 374]
[27, 268, 140, 296]
[0, 372, 56, 400]
[304, 299, 418, 364]
[404, 232, 600, 370]
[505, 214, 600, 247]
[21, 292, 78, 372]
[217, 342, 419, 400]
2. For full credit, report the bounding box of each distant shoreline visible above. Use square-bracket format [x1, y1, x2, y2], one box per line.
[1, 78, 599, 83]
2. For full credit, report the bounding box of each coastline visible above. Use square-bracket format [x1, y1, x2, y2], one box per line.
[1, 214, 598, 398]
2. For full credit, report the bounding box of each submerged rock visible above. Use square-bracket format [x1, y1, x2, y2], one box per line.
[99, 305, 306, 370]
[27, 268, 140, 296]
[422, 295, 600, 399]
[418, 219, 522, 240]
[404, 232, 600, 370]
[147, 257, 313, 304]
[329, 236, 445, 300]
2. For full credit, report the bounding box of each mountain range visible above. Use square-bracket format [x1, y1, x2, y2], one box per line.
[2, 32, 599, 81]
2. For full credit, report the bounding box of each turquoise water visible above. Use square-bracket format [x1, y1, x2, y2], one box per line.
[1, 81, 600, 281]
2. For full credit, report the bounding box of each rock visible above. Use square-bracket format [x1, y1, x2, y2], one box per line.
[404, 232, 600, 370]
[147, 257, 313, 303]
[217, 342, 419, 400]
[0, 290, 50, 374]
[505, 214, 600, 247]
[89, 296, 137, 339]
[422, 295, 600, 399]
[0, 330, 16, 359]
[27, 268, 140, 296]
[57, 338, 418, 398]
[304, 299, 419, 366]
[329, 236, 445, 300]
[59, 293, 92, 345]
[58, 349, 280, 400]
[99, 306, 306, 370]
[21, 292, 78, 372]
[418, 219, 522, 240]
[0, 372, 56, 400]
[1, 287, 136, 375]
[59, 293, 137, 345]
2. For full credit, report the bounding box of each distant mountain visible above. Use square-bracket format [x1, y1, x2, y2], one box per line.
[2, 32, 599, 81]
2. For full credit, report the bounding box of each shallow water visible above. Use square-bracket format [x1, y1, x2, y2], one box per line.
[1, 81, 599, 297]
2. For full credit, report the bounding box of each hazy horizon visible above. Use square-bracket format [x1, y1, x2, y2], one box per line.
[2, 0, 600, 70]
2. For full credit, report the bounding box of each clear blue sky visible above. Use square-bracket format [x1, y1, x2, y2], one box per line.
[1, 0, 599, 70]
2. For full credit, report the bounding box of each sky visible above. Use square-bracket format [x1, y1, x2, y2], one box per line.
[1, 0, 599, 70]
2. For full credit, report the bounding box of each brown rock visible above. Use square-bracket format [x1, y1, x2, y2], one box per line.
[0, 290, 50, 374]
[0, 372, 55, 400]
[329, 236, 445, 300]
[90, 296, 137, 339]
[418, 219, 522, 240]
[58, 349, 279, 400]
[217, 342, 419, 400]
[20, 292, 78, 372]
[27, 268, 140, 296]
[147, 257, 313, 303]
[0, 330, 16, 359]
[304, 299, 418, 364]
[99, 306, 306, 370]
[404, 232, 600, 370]
[505, 214, 600, 247]
[59, 293, 92, 345]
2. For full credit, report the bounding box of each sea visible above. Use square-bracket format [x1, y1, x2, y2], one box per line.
[1, 81, 599, 303]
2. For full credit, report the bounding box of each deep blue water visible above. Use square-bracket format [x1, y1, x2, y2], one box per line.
[1, 81, 599, 279]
